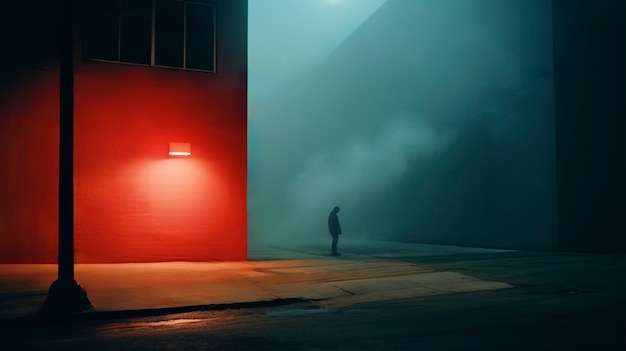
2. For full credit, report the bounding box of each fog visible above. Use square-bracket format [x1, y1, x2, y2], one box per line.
[248, 0, 556, 251]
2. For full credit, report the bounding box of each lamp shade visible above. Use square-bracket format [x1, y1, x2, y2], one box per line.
[169, 142, 191, 156]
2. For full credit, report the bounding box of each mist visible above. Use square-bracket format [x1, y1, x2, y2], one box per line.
[248, 0, 556, 251]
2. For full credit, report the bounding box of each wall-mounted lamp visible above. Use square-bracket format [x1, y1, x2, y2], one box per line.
[169, 142, 191, 156]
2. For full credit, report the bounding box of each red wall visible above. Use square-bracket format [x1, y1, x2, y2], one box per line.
[0, 0, 247, 263]
[72, 63, 247, 263]
[0, 72, 60, 263]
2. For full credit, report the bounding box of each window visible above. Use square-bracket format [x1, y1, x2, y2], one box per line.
[83, 0, 216, 72]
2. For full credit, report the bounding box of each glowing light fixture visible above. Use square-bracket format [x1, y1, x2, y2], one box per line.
[169, 142, 191, 156]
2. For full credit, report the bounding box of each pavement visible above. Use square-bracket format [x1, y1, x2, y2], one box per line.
[0, 238, 620, 321]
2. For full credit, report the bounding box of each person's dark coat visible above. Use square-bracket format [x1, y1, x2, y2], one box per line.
[328, 208, 342, 235]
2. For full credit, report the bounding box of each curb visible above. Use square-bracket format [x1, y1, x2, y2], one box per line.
[0, 297, 309, 326]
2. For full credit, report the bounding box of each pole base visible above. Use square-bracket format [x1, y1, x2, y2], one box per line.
[41, 279, 93, 315]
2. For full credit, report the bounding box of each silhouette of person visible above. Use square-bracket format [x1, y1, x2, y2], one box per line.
[328, 206, 342, 256]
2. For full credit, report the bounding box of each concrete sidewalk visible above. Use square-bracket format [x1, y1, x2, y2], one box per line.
[0, 240, 515, 319]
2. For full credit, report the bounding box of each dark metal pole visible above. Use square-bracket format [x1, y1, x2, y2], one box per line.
[58, 0, 75, 284]
[42, 0, 92, 314]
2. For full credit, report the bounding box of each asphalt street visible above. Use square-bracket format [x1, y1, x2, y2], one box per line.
[1, 249, 624, 350]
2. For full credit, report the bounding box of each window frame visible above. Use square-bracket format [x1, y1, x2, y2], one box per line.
[83, 0, 217, 73]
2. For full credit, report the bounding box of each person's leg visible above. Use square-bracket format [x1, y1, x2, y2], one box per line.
[331, 234, 338, 255]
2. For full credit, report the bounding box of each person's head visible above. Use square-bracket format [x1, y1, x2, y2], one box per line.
[333, 206, 340, 213]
